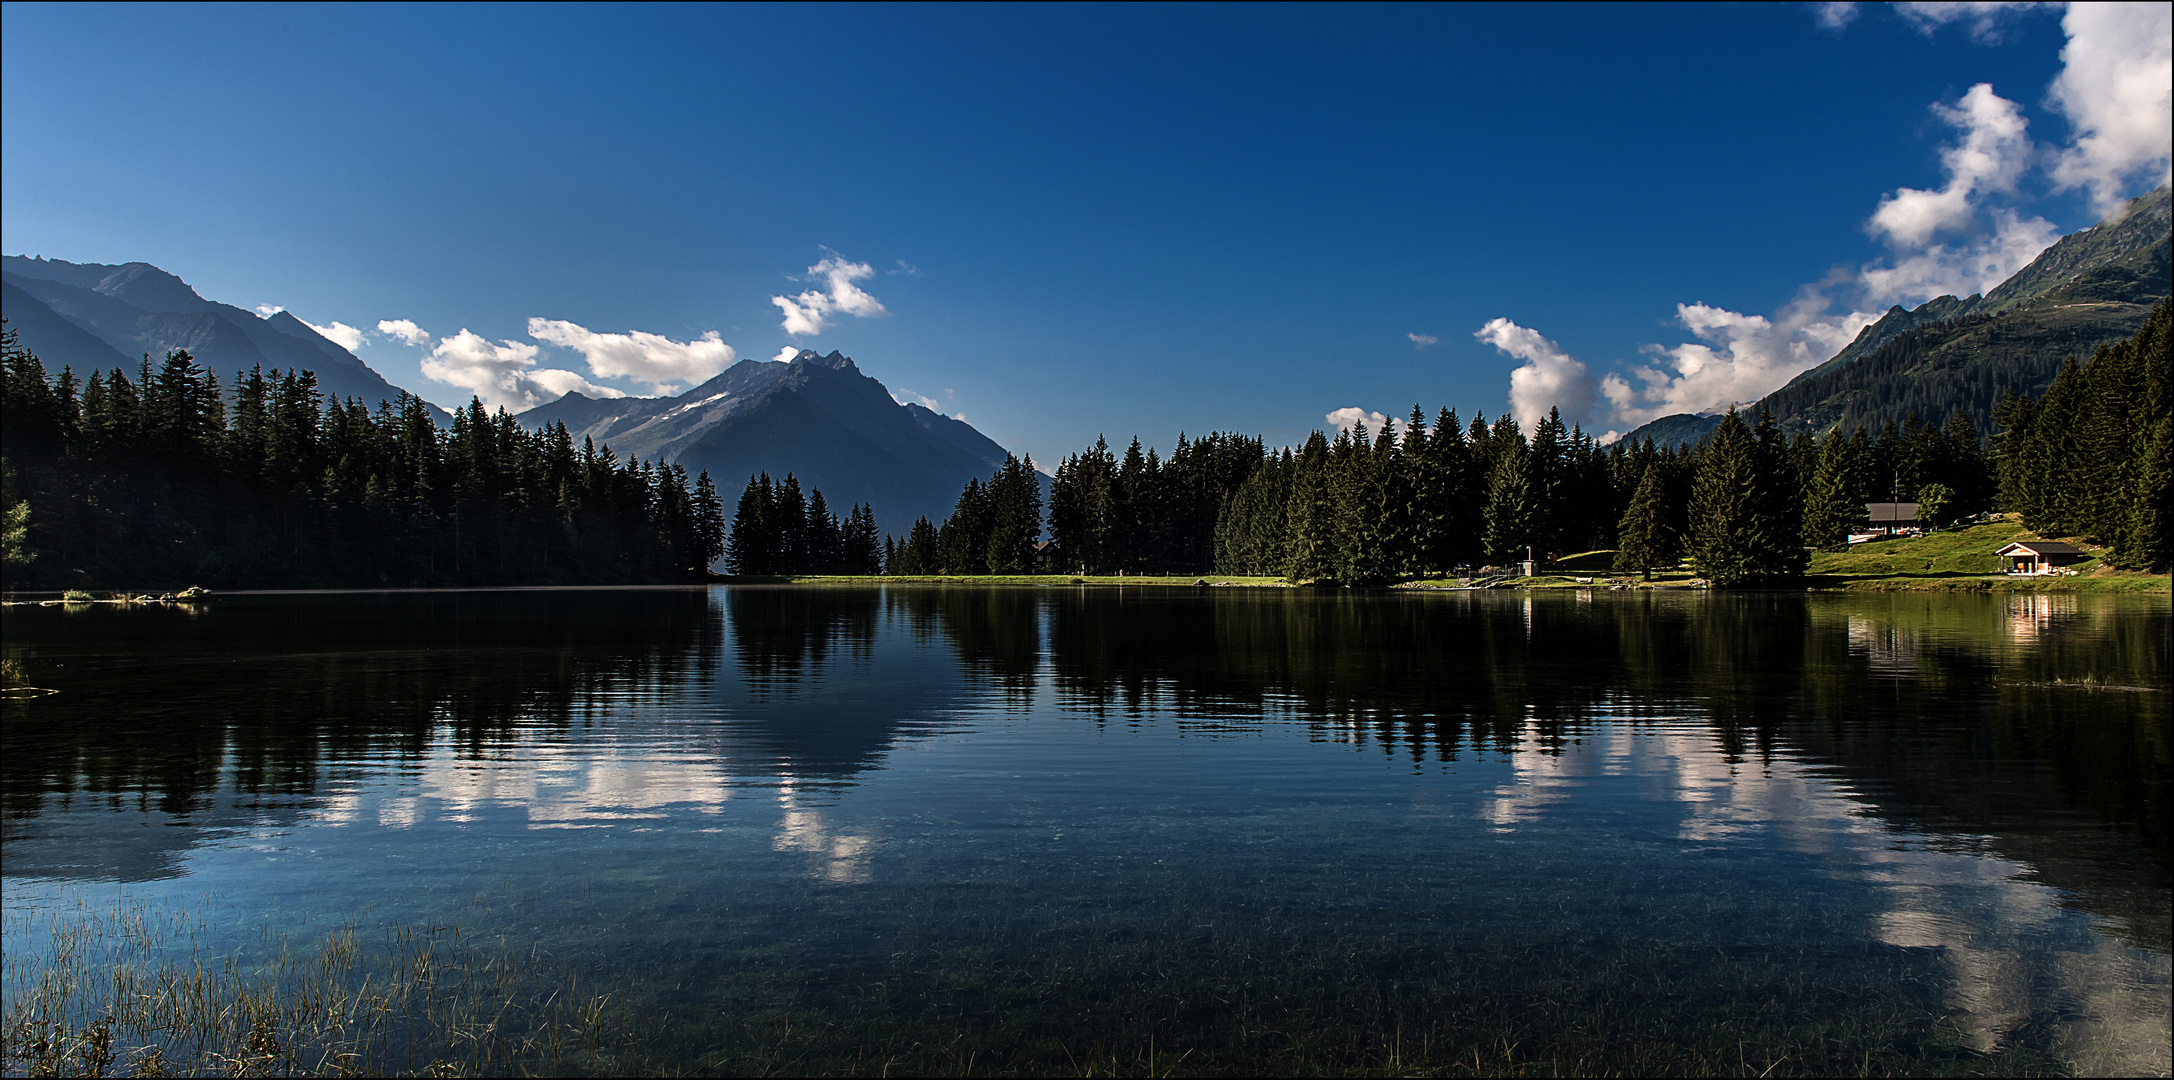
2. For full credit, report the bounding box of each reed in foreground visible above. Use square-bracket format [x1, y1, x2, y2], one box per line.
[1, 897, 638, 1078]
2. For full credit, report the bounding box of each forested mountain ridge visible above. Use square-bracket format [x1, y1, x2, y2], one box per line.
[517, 349, 1012, 534]
[1625, 184, 2171, 447]
[0, 256, 421, 413]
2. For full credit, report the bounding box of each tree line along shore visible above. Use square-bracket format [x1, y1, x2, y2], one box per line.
[754, 301, 2167, 586]
[3, 303, 2166, 592]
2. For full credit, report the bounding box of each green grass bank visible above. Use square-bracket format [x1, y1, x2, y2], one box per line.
[724, 515, 2167, 594]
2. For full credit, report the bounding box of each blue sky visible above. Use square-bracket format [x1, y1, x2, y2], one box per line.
[4, 2, 2168, 461]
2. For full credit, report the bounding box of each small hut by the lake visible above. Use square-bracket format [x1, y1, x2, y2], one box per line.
[1995, 540, 2087, 575]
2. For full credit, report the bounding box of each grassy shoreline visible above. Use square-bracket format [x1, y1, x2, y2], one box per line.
[8, 518, 2163, 599]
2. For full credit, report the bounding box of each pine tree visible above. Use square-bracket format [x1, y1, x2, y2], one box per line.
[725, 474, 773, 575]
[1802, 430, 1866, 547]
[1688, 409, 1805, 586]
[690, 471, 727, 573]
[985, 454, 1042, 573]
[804, 488, 840, 573]
[776, 474, 809, 573]
[842, 504, 882, 575]
[1753, 408, 1808, 580]
[938, 478, 992, 573]
[2117, 410, 2171, 571]
[1613, 463, 1669, 579]
[1689, 411, 1758, 584]
[1482, 433, 1533, 565]
[1283, 432, 1334, 582]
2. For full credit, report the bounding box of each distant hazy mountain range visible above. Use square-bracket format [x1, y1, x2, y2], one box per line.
[1, 256, 417, 410]
[1624, 183, 2172, 446]
[518, 349, 1013, 534]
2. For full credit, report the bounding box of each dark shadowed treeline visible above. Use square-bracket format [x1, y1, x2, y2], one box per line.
[0, 329, 726, 588]
[886, 452, 1046, 574]
[1995, 300, 2171, 571]
[723, 471, 882, 575]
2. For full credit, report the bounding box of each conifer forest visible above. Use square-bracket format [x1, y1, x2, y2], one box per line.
[3, 302, 2166, 589]
[1, 327, 726, 589]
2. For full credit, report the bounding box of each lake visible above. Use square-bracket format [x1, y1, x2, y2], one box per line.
[3, 587, 2168, 1075]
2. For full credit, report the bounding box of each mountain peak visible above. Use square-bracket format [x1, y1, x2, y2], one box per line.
[3, 254, 420, 411]
[789, 348, 857, 372]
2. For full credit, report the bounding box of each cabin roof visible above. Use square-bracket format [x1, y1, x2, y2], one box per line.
[1995, 540, 2086, 556]
[1865, 502, 1920, 522]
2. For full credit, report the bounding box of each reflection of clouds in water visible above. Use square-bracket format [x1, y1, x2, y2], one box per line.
[304, 737, 732, 831]
[1484, 721, 2170, 1074]
[377, 796, 422, 830]
[774, 788, 877, 884]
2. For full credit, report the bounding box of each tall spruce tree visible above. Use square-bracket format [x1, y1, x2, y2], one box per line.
[1613, 464, 1670, 580]
[986, 454, 1042, 573]
[1688, 409, 1805, 586]
[1802, 431, 1866, 547]
[1482, 432, 1534, 565]
[1283, 432, 1335, 582]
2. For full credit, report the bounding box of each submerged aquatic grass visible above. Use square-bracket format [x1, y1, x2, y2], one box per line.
[0, 895, 639, 1078]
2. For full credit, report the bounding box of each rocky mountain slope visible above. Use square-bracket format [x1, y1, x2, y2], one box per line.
[2, 256, 418, 409]
[519, 349, 1013, 533]
[1624, 184, 2171, 446]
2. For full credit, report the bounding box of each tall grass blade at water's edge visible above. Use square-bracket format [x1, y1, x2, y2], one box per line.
[1, 895, 638, 1077]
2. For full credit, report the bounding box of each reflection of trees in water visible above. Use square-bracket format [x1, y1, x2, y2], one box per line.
[2, 590, 723, 821]
[885, 588, 1041, 706]
[725, 587, 877, 693]
[1030, 588, 2169, 951]
[1041, 590, 1823, 761]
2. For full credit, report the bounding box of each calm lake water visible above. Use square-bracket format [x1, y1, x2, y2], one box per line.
[3, 587, 2168, 1075]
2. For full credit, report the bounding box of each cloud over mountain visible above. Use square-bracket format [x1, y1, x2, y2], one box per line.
[420, 328, 625, 411]
[301, 317, 366, 353]
[773, 254, 887, 336]
[2048, 1, 2173, 212]
[378, 319, 432, 346]
[1500, 6, 2165, 431]
[527, 318, 735, 394]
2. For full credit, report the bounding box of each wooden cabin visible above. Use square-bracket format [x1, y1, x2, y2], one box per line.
[1995, 540, 2086, 575]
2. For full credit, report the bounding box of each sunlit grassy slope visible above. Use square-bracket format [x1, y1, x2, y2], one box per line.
[1808, 515, 2167, 592]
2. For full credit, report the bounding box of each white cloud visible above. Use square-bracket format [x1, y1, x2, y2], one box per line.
[1475, 318, 1600, 432]
[1893, 2, 2054, 43]
[1532, 5, 2159, 435]
[2047, 1, 2173, 213]
[1407, 332, 1440, 347]
[419, 329, 625, 412]
[772, 346, 800, 363]
[893, 387, 943, 411]
[301, 318, 366, 353]
[1869, 84, 2034, 248]
[526, 318, 735, 394]
[1858, 207, 2062, 305]
[1600, 284, 1882, 428]
[771, 254, 887, 336]
[889, 260, 923, 276]
[377, 319, 433, 347]
[1816, 2, 1860, 30]
[255, 303, 284, 317]
[1326, 407, 1390, 437]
